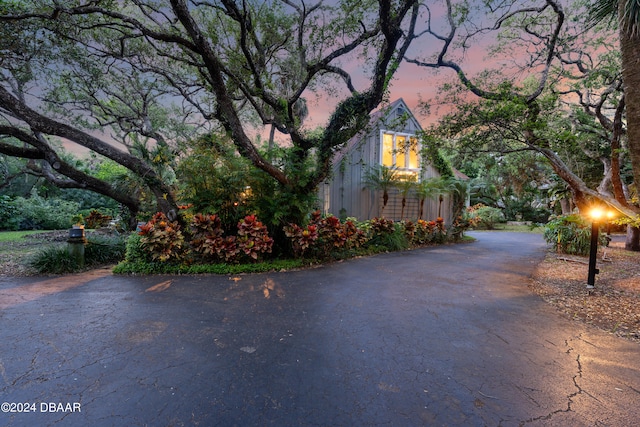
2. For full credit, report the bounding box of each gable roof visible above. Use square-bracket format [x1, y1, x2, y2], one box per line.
[332, 98, 422, 165]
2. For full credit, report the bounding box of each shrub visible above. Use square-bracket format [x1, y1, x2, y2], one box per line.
[124, 233, 152, 263]
[369, 217, 396, 235]
[543, 214, 608, 256]
[12, 192, 80, 230]
[237, 214, 274, 261]
[451, 214, 480, 240]
[367, 218, 408, 251]
[29, 245, 79, 274]
[29, 235, 126, 274]
[137, 212, 185, 262]
[413, 219, 436, 244]
[342, 220, 368, 249]
[283, 223, 319, 257]
[84, 210, 113, 229]
[84, 235, 126, 264]
[467, 204, 504, 230]
[0, 196, 20, 230]
[401, 220, 416, 242]
[284, 212, 369, 259]
[433, 217, 447, 243]
[189, 213, 226, 261]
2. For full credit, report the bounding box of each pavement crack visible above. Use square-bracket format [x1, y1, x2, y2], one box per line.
[520, 346, 599, 425]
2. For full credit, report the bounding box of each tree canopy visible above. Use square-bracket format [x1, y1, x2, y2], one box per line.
[1, 0, 639, 247]
[0, 0, 419, 225]
[406, 0, 639, 224]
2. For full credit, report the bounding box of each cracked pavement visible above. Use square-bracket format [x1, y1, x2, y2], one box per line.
[1, 232, 639, 426]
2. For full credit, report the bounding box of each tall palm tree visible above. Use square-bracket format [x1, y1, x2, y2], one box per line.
[363, 165, 398, 217]
[415, 177, 443, 220]
[590, 0, 640, 250]
[447, 178, 470, 221]
[590, 1, 640, 186]
[396, 174, 417, 220]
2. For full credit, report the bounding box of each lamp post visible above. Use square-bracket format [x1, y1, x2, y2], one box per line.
[586, 208, 603, 290]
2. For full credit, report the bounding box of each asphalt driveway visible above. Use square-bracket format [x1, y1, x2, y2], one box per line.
[1, 232, 639, 426]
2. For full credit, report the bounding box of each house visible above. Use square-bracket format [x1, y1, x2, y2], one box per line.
[318, 98, 458, 224]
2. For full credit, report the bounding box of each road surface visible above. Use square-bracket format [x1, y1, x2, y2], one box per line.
[1, 232, 639, 426]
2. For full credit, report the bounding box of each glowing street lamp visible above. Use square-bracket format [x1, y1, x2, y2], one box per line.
[586, 208, 603, 290]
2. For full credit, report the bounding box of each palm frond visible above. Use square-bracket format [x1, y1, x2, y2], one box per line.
[621, 0, 640, 36]
[589, 0, 640, 37]
[588, 0, 618, 26]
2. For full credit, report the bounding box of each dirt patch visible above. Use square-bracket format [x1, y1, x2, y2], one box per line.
[530, 236, 640, 343]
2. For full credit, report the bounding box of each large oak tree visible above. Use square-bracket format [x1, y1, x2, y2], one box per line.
[406, 0, 640, 249]
[0, 0, 419, 226]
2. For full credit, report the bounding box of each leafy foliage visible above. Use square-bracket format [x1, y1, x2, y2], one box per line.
[420, 133, 454, 178]
[283, 222, 319, 257]
[177, 135, 317, 244]
[124, 233, 152, 263]
[363, 165, 399, 215]
[365, 217, 408, 251]
[137, 212, 185, 262]
[84, 210, 113, 229]
[236, 215, 274, 262]
[466, 204, 505, 230]
[29, 235, 126, 274]
[543, 214, 609, 256]
[84, 235, 127, 265]
[0, 195, 20, 230]
[188, 213, 227, 262]
[28, 246, 79, 274]
[9, 190, 80, 230]
[113, 258, 307, 275]
[121, 207, 464, 273]
[284, 211, 368, 258]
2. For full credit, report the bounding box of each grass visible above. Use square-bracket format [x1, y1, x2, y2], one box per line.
[0, 230, 48, 242]
[113, 258, 308, 275]
[473, 223, 545, 233]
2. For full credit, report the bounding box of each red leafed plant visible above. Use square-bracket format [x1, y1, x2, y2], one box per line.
[317, 215, 348, 249]
[285, 211, 368, 257]
[413, 219, 434, 244]
[84, 210, 112, 229]
[138, 212, 185, 262]
[402, 220, 416, 242]
[341, 220, 368, 249]
[189, 213, 225, 261]
[284, 223, 319, 257]
[369, 217, 396, 235]
[236, 215, 273, 261]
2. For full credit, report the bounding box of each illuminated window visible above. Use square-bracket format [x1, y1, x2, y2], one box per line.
[380, 131, 420, 175]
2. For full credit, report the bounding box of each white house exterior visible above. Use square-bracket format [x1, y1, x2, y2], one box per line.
[318, 98, 455, 223]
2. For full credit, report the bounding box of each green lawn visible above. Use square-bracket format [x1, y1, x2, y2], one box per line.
[0, 230, 48, 242]
[473, 223, 545, 233]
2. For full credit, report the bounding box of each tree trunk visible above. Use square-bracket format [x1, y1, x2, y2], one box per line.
[619, 6, 640, 192]
[610, 96, 628, 204]
[619, 15, 640, 252]
[625, 225, 640, 251]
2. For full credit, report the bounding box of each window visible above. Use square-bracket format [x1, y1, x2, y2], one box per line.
[381, 131, 420, 177]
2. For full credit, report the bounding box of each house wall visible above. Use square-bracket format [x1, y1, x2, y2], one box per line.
[319, 100, 456, 225]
